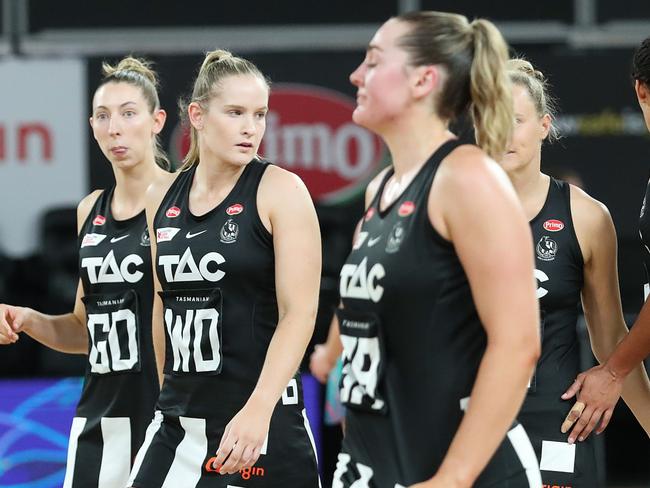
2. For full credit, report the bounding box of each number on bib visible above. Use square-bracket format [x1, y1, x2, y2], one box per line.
[83, 289, 141, 374]
[336, 308, 386, 413]
[159, 288, 223, 375]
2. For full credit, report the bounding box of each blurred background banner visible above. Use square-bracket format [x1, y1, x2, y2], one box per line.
[0, 378, 83, 487]
[0, 58, 86, 258]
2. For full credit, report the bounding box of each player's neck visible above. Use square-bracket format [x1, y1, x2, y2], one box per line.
[509, 168, 550, 221]
[382, 115, 454, 178]
[507, 154, 543, 196]
[112, 158, 159, 218]
[192, 156, 246, 196]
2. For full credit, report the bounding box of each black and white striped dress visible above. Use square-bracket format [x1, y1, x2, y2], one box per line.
[128, 160, 320, 487]
[65, 189, 159, 487]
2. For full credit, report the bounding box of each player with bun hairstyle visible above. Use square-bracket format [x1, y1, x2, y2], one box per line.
[127, 49, 321, 488]
[502, 57, 650, 487]
[0, 56, 168, 487]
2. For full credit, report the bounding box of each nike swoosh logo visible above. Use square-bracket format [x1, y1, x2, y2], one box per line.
[186, 230, 207, 239]
[367, 236, 382, 247]
[110, 235, 129, 243]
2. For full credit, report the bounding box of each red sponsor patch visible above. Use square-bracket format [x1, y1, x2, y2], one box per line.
[226, 203, 244, 216]
[166, 206, 181, 218]
[92, 215, 106, 226]
[364, 207, 375, 222]
[398, 201, 415, 217]
[543, 219, 564, 232]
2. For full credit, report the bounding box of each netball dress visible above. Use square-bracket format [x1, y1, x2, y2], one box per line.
[518, 178, 599, 487]
[65, 188, 159, 488]
[332, 141, 541, 488]
[129, 159, 320, 488]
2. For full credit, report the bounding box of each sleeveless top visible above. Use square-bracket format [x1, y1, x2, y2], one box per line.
[525, 178, 583, 401]
[153, 160, 286, 419]
[338, 140, 529, 485]
[77, 188, 159, 453]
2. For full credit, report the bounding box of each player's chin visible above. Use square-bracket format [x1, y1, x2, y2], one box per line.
[352, 110, 381, 134]
[111, 155, 140, 170]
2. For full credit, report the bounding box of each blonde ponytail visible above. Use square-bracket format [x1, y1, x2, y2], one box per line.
[468, 19, 513, 160]
[396, 12, 513, 159]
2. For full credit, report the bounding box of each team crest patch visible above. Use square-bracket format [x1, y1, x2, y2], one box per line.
[220, 219, 239, 244]
[536, 236, 558, 261]
[385, 221, 406, 254]
[140, 229, 151, 247]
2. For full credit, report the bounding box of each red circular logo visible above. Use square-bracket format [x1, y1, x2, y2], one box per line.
[226, 203, 244, 216]
[92, 215, 106, 226]
[170, 84, 385, 205]
[166, 206, 181, 218]
[543, 219, 564, 232]
[204, 456, 220, 473]
[398, 201, 415, 217]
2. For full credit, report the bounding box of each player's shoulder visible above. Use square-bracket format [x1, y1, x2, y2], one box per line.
[76, 189, 104, 231]
[260, 161, 304, 188]
[568, 183, 611, 231]
[437, 143, 512, 199]
[147, 166, 179, 199]
[259, 161, 313, 208]
[365, 166, 392, 209]
[78, 189, 103, 213]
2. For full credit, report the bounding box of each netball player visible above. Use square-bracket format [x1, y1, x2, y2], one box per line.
[332, 11, 542, 488]
[0, 57, 167, 487]
[127, 50, 321, 487]
[562, 36, 650, 441]
[502, 58, 650, 487]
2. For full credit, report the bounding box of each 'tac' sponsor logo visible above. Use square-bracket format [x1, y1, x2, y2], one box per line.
[81, 250, 143, 284]
[158, 248, 226, 283]
[340, 257, 385, 303]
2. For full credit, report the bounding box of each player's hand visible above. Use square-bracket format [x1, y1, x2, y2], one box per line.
[309, 343, 337, 383]
[212, 397, 273, 475]
[560, 364, 624, 443]
[0, 305, 31, 344]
